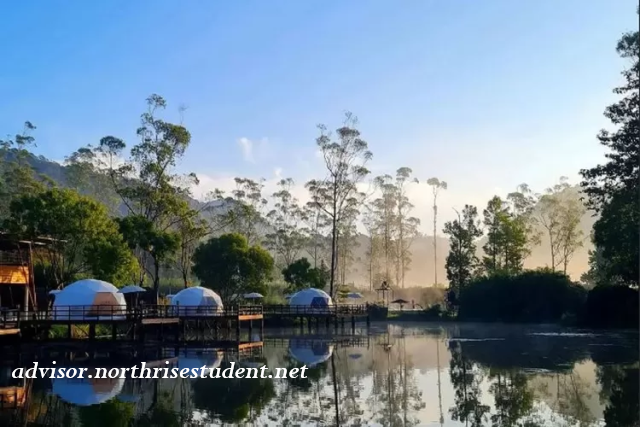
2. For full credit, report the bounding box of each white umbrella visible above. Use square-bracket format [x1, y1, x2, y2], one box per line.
[243, 292, 264, 299]
[48, 289, 61, 295]
[118, 285, 146, 294]
[346, 292, 363, 299]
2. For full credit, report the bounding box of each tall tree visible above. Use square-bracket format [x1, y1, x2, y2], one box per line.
[482, 196, 528, 276]
[536, 181, 568, 271]
[94, 94, 197, 299]
[394, 168, 420, 288]
[482, 196, 508, 275]
[174, 212, 210, 288]
[443, 205, 483, 297]
[580, 13, 639, 286]
[306, 112, 372, 297]
[335, 205, 359, 287]
[558, 195, 586, 274]
[371, 174, 398, 286]
[506, 183, 541, 250]
[216, 177, 268, 245]
[302, 201, 330, 268]
[427, 178, 447, 287]
[265, 178, 307, 268]
[362, 204, 382, 291]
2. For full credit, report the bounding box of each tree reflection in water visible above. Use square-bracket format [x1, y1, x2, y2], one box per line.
[0, 325, 638, 426]
[191, 361, 276, 423]
[448, 341, 490, 426]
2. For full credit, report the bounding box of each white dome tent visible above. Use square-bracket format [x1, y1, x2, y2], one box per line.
[52, 377, 124, 406]
[52, 279, 126, 320]
[288, 339, 334, 367]
[170, 286, 223, 317]
[289, 288, 333, 308]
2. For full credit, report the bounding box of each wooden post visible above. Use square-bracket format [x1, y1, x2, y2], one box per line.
[89, 324, 96, 341]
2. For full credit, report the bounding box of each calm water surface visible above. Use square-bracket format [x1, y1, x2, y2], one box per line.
[0, 323, 637, 426]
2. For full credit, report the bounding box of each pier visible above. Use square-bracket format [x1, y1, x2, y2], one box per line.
[0, 303, 370, 343]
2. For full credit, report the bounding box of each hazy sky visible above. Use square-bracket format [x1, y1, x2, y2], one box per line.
[1, 1, 636, 229]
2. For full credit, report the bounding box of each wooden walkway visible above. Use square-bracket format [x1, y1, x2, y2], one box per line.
[0, 304, 370, 342]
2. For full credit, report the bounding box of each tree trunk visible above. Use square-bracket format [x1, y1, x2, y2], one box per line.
[182, 270, 189, 289]
[330, 223, 337, 297]
[331, 353, 340, 426]
[433, 203, 438, 286]
[153, 258, 160, 304]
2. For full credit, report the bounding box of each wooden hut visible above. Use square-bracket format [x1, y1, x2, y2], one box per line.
[0, 233, 56, 312]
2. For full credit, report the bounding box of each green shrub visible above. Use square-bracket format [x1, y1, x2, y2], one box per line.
[457, 270, 586, 323]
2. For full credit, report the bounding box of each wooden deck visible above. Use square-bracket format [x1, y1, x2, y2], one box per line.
[0, 303, 370, 342]
[262, 304, 368, 318]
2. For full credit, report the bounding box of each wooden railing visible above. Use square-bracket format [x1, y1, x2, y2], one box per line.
[262, 304, 368, 316]
[0, 309, 20, 328]
[0, 304, 369, 326]
[4, 304, 264, 323]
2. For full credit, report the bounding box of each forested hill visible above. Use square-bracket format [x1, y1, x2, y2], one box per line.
[1, 149, 207, 216]
[3, 150, 595, 287]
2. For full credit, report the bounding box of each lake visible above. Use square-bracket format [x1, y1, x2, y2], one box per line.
[0, 323, 637, 426]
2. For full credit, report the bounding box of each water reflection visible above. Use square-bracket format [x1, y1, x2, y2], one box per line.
[0, 324, 637, 426]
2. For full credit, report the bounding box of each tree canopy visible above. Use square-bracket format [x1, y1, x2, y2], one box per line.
[192, 233, 274, 302]
[4, 187, 138, 287]
[282, 257, 329, 292]
[580, 13, 639, 287]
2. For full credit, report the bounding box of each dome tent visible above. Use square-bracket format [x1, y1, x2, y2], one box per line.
[289, 288, 333, 308]
[52, 377, 124, 406]
[53, 279, 126, 320]
[288, 339, 334, 367]
[170, 286, 223, 316]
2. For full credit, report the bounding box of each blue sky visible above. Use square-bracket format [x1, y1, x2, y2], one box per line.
[1, 1, 636, 226]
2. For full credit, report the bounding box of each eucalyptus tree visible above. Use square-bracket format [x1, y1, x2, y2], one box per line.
[93, 94, 197, 297]
[306, 112, 372, 297]
[215, 177, 268, 245]
[362, 204, 382, 291]
[534, 178, 585, 273]
[370, 174, 398, 286]
[302, 201, 331, 268]
[427, 177, 447, 286]
[265, 178, 307, 268]
[394, 167, 420, 288]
